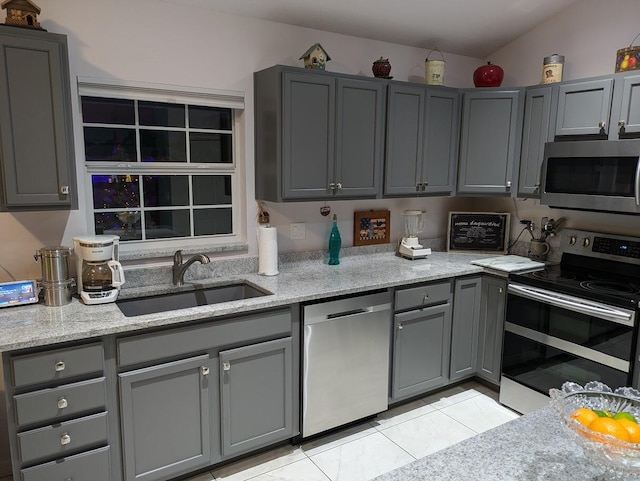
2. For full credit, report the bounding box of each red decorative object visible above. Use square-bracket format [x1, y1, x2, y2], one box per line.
[372, 57, 392, 78]
[473, 62, 504, 87]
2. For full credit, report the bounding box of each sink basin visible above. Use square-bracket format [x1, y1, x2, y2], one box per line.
[116, 282, 272, 317]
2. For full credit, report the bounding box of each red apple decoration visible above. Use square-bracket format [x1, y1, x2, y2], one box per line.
[473, 62, 504, 87]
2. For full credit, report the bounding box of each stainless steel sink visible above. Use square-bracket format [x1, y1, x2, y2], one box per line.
[116, 282, 272, 317]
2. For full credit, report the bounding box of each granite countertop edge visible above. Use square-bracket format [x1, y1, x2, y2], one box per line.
[0, 252, 500, 353]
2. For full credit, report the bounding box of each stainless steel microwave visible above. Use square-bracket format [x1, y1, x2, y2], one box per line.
[540, 139, 640, 214]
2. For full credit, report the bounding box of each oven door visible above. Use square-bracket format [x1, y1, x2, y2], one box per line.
[500, 283, 637, 413]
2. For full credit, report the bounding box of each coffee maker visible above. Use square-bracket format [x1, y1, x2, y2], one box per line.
[73, 235, 125, 305]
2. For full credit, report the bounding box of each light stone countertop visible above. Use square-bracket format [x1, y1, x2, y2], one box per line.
[0, 252, 498, 353]
[372, 406, 604, 481]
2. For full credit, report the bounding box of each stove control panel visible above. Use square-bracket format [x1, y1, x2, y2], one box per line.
[593, 237, 640, 259]
[562, 229, 640, 265]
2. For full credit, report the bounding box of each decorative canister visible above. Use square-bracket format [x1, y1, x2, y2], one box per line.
[541, 54, 564, 84]
[372, 57, 392, 78]
[34, 246, 72, 282]
[425, 48, 445, 85]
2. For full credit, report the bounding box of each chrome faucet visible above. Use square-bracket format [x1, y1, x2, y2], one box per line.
[172, 250, 210, 286]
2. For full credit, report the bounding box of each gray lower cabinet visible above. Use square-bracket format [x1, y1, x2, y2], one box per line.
[518, 85, 556, 197]
[119, 354, 215, 481]
[457, 88, 524, 195]
[0, 25, 76, 209]
[384, 83, 459, 196]
[220, 337, 293, 458]
[449, 276, 481, 382]
[476, 276, 507, 385]
[555, 77, 614, 138]
[254, 65, 385, 201]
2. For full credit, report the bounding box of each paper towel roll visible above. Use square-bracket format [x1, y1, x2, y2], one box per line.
[258, 226, 279, 276]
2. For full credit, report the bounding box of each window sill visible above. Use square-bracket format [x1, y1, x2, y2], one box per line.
[119, 242, 248, 263]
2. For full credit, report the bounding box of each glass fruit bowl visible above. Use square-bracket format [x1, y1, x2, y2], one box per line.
[550, 381, 640, 480]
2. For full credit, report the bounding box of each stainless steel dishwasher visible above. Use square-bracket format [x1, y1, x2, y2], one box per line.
[302, 291, 392, 437]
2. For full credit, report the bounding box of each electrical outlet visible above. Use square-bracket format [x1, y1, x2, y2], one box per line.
[290, 222, 306, 240]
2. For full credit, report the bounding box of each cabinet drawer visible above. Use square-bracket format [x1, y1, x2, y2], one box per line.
[395, 282, 451, 311]
[18, 412, 108, 465]
[11, 343, 104, 389]
[20, 445, 111, 481]
[118, 308, 292, 367]
[14, 377, 106, 427]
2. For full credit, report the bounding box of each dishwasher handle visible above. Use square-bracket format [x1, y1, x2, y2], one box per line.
[305, 302, 391, 325]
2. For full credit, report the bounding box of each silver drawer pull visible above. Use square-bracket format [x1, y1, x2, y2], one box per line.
[422, 293, 429, 303]
[60, 185, 70, 195]
[397, 322, 403, 330]
[201, 366, 210, 376]
[60, 433, 71, 445]
[54, 361, 66, 372]
[57, 397, 68, 409]
[223, 362, 231, 371]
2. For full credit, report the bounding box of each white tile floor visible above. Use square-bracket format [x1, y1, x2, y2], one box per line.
[0, 381, 519, 481]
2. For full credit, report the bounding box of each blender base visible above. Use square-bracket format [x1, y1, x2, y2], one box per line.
[398, 244, 432, 260]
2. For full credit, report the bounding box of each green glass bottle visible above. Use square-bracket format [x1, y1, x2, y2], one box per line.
[328, 214, 341, 265]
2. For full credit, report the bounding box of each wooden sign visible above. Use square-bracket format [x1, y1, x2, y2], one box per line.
[447, 212, 510, 253]
[354, 210, 390, 246]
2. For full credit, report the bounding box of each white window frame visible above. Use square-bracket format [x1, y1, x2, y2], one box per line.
[77, 77, 246, 255]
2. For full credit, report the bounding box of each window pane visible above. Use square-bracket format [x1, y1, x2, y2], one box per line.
[143, 175, 189, 206]
[94, 212, 142, 241]
[189, 106, 232, 130]
[81, 97, 135, 124]
[92, 175, 140, 209]
[139, 101, 185, 127]
[194, 208, 232, 235]
[145, 210, 191, 239]
[190, 132, 232, 163]
[84, 127, 137, 161]
[193, 176, 232, 205]
[140, 130, 186, 162]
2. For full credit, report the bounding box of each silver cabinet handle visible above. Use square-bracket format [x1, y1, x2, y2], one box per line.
[60, 433, 71, 445]
[422, 181, 428, 191]
[201, 366, 210, 376]
[599, 121, 606, 134]
[223, 362, 231, 371]
[422, 293, 429, 303]
[55, 361, 65, 372]
[57, 397, 68, 409]
[619, 120, 626, 134]
[499, 287, 504, 294]
[506, 181, 511, 190]
[329, 183, 336, 191]
[336, 182, 342, 190]
[60, 185, 69, 195]
[397, 322, 403, 330]
[415, 183, 421, 192]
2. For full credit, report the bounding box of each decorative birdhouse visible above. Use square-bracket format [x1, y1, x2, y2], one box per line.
[299, 43, 331, 70]
[1, 0, 43, 29]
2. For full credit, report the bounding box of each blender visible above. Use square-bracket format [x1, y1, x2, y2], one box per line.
[73, 235, 125, 304]
[398, 210, 431, 260]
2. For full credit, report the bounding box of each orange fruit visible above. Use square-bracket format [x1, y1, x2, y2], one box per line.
[571, 408, 600, 427]
[616, 419, 640, 443]
[588, 417, 632, 443]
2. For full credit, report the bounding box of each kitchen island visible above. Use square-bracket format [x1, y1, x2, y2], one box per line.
[373, 406, 604, 481]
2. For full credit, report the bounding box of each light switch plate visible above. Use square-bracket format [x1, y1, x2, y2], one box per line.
[290, 222, 306, 240]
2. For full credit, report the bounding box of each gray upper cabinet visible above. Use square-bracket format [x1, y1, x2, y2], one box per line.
[517, 85, 556, 197]
[0, 26, 76, 210]
[449, 276, 481, 382]
[254, 65, 385, 201]
[610, 72, 640, 138]
[555, 77, 614, 138]
[119, 354, 215, 481]
[384, 83, 459, 196]
[457, 88, 524, 196]
[220, 337, 294, 458]
[476, 276, 507, 385]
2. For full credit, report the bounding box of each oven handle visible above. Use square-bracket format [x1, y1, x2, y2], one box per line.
[508, 283, 636, 327]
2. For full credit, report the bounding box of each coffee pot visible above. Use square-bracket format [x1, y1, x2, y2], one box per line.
[73, 235, 125, 305]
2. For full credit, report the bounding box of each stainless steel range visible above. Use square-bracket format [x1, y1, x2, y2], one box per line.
[500, 228, 640, 414]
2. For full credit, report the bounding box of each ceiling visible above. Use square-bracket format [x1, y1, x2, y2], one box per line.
[165, 0, 579, 58]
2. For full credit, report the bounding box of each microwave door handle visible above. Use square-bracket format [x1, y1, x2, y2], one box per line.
[635, 156, 640, 206]
[508, 284, 635, 326]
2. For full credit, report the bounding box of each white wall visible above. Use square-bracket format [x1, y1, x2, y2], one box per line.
[0, 0, 482, 282]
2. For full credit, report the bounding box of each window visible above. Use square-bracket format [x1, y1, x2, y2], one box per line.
[78, 79, 245, 252]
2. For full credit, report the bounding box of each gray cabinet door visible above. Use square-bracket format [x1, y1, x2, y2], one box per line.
[450, 277, 481, 382]
[476, 276, 506, 385]
[518, 85, 555, 197]
[220, 337, 293, 458]
[0, 28, 76, 209]
[119, 354, 214, 481]
[555, 77, 613, 137]
[611, 73, 640, 138]
[384, 84, 425, 195]
[457, 89, 523, 195]
[334, 78, 384, 198]
[422, 87, 460, 195]
[282, 72, 335, 199]
[391, 304, 451, 401]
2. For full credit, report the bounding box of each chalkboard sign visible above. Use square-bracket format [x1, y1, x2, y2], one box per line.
[447, 212, 510, 253]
